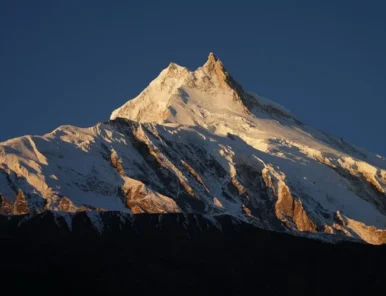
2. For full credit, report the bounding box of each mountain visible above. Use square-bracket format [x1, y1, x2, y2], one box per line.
[1, 53, 386, 244]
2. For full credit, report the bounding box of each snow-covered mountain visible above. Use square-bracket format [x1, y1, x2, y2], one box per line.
[1, 53, 385, 244]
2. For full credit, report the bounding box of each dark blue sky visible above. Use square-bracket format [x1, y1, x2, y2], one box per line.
[1, 1, 385, 155]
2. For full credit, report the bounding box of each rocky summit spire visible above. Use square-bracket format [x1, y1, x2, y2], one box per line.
[200, 52, 248, 99]
[201, 52, 233, 87]
[207, 52, 219, 63]
[203, 52, 225, 73]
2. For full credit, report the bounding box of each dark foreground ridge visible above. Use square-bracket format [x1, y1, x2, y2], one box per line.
[0, 211, 385, 295]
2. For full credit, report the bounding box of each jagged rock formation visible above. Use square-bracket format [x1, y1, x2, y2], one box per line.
[0, 53, 385, 244]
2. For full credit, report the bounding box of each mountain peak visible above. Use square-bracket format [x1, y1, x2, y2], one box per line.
[163, 52, 225, 80]
[207, 52, 219, 63]
[157, 53, 230, 87]
[202, 52, 228, 81]
[110, 53, 298, 125]
[161, 62, 189, 78]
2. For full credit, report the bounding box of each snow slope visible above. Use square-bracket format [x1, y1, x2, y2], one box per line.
[1, 53, 386, 244]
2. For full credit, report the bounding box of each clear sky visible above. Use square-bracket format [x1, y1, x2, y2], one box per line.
[1, 0, 385, 156]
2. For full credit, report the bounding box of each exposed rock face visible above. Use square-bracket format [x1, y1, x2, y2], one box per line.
[0, 194, 12, 214]
[0, 53, 386, 244]
[58, 197, 78, 212]
[110, 149, 125, 177]
[120, 178, 180, 214]
[11, 190, 29, 215]
[275, 185, 317, 232]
